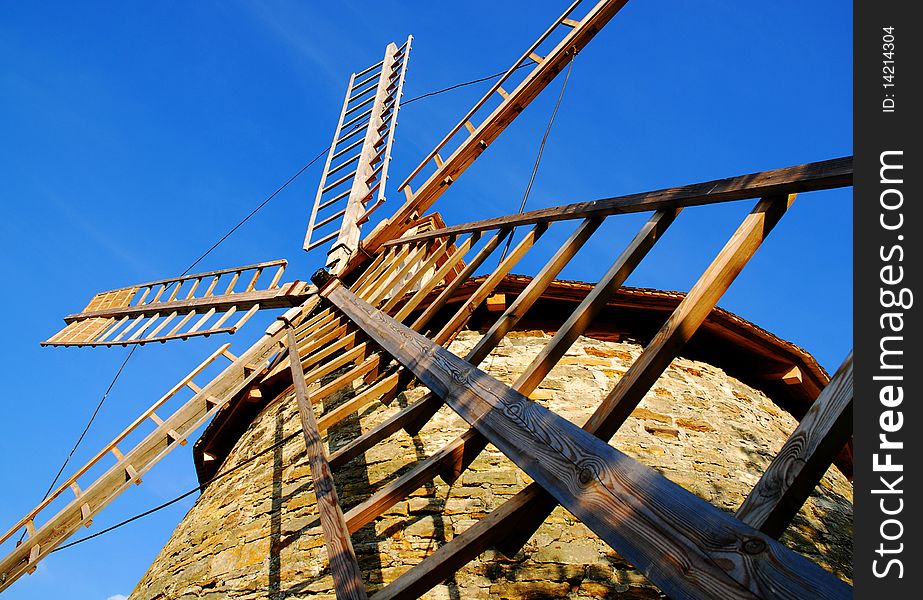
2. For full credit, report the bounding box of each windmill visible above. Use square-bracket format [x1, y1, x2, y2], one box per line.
[1, 1, 854, 599]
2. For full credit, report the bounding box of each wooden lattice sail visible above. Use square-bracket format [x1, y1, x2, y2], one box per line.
[304, 36, 412, 274]
[42, 260, 311, 347]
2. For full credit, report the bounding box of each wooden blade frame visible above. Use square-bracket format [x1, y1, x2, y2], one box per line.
[304, 36, 412, 274]
[42, 259, 312, 347]
[352, 0, 631, 266]
[0, 297, 318, 592]
[3, 158, 854, 597]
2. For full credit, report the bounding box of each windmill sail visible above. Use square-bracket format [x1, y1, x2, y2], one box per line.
[0, 301, 319, 590]
[43, 259, 311, 347]
[304, 36, 412, 274]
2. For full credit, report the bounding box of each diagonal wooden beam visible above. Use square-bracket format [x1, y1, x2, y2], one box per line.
[374, 195, 800, 596]
[736, 352, 853, 539]
[321, 280, 850, 600]
[284, 326, 367, 600]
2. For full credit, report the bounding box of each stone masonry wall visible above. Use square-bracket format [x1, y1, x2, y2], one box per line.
[132, 330, 853, 599]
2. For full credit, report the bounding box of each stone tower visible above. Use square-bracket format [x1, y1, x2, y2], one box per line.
[130, 281, 853, 599]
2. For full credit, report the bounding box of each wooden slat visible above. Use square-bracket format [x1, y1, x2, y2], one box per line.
[284, 326, 367, 600]
[187, 308, 217, 334]
[231, 303, 261, 331]
[324, 283, 850, 600]
[409, 229, 509, 331]
[433, 224, 546, 345]
[184, 278, 202, 300]
[736, 352, 853, 538]
[385, 157, 852, 247]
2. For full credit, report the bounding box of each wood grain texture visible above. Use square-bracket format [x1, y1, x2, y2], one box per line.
[736, 352, 853, 538]
[285, 327, 367, 600]
[327, 284, 850, 600]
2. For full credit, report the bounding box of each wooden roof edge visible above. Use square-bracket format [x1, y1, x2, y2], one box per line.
[488, 274, 827, 377]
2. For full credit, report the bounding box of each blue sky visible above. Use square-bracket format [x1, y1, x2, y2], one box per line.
[0, 1, 851, 598]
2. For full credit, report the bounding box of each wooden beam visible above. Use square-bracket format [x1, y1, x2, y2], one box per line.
[384, 157, 852, 247]
[736, 352, 853, 538]
[359, 0, 632, 256]
[323, 282, 850, 600]
[285, 326, 367, 600]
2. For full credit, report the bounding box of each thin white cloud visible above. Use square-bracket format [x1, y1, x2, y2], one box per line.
[107, 595, 128, 600]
